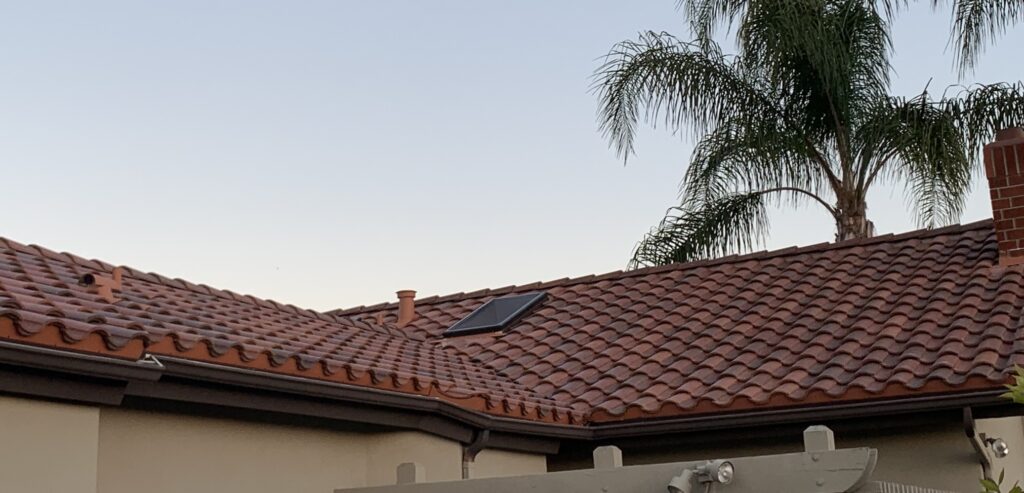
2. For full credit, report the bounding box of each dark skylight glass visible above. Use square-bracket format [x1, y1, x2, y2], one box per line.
[444, 292, 547, 336]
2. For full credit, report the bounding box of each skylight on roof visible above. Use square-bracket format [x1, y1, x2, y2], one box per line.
[444, 292, 547, 337]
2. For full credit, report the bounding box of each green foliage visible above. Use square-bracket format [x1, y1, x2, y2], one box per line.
[682, 0, 1024, 75]
[631, 191, 771, 264]
[1001, 366, 1024, 404]
[595, 0, 1024, 268]
[987, 373, 1024, 493]
[980, 469, 1022, 493]
[991, 372, 1024, 493]
[947, 0, 1024, 76]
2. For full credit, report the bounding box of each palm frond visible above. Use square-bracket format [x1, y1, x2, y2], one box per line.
[629, 191, 772, 268]
[855, 93, 967, 226]
[950, 0, 1024, 76]
[681, 0, 748, 43]
[682, 117, 829, 205]
[594, 32, 776, 161]
[629, 185, 838, 267]
[737, 0, 892, 142]
[678, 0, 1022, 76]
[949, 82, 1024, 150]
[856, 84, 1024, 227]
[892, 97, 973, 226]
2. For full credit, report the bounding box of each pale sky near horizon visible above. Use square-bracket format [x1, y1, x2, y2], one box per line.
[3, 1, 1023, 311]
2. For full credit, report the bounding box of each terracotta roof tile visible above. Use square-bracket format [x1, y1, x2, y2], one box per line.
[340, 220, 1024, 423]
[1, 220, 1021, 427]
[0, 239, 582, 425]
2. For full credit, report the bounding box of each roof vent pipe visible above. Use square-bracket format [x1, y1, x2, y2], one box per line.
[396, 290, 416, 328]
[80, 267, 124, 303]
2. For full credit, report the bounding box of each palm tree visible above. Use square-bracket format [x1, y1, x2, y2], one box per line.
[683, 0, 1024, 76]
[597, 0, 1024, 268]
[944, 0, 1024, 74]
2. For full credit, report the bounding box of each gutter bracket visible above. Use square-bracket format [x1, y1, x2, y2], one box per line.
[965, 407, 994, 481]
[138, 353, 165, 369]
[462, 429, 491, 479]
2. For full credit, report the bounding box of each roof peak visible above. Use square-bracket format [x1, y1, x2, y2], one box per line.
[333, 219, 995, 314]
[0, 235, 382, 330]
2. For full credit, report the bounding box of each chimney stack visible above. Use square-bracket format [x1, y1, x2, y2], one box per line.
[396, 290, 416, 327]
[985, 127, 1024, 266]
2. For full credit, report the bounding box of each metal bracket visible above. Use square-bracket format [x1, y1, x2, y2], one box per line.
[137, 353, 165, 369]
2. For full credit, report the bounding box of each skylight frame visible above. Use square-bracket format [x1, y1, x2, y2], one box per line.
[443, 292, 547, 337]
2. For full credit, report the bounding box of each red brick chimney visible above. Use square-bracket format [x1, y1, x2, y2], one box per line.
[985, 127, 1024, 266]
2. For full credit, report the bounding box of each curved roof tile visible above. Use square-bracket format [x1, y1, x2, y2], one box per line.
[0, 220, 1020, 426]
[341, 220, 1024, 423]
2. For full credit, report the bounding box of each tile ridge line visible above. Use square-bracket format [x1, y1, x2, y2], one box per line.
[333, 219, 994, 314]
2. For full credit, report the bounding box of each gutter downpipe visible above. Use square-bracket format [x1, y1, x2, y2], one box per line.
[964, 407, 994, 481]
[462, 429, 490, 479]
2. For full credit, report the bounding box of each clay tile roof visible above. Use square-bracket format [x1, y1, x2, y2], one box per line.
[2, 220, 1022, 427]
[0, 237, 583, 425]
[337, 220, 1024, 423]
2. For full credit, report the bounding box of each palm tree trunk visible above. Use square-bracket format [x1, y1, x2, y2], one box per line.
[835, 195, 875, 241]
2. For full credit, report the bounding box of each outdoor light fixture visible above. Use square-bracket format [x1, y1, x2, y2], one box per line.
[667, 469, 695, 493]
[986, 437, 1010, 458]
[667, 460, 736, 493]
[697, 460, 735, 484]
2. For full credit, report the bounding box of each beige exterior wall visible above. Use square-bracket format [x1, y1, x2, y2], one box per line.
[364, 432, 548, 484]
[365, 431, 464, 486]
[21, 391, 1015, 493]
[0, 395, 547, 493]
[0, 395, 100, 493]
[96, 408, 370, 493]
[471, 448, 548, 479]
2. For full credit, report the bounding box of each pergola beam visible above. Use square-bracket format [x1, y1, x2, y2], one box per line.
[338, 426, 884, 493]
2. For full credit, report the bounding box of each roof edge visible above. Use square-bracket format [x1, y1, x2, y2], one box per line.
[332, 220, 995, 314]
[0, 314, 582, 425]
[0, 337, 585, 448]
[0, 236, 390, 333]
[0, 334, 1012, 445]
[589, 384, 1008, 439]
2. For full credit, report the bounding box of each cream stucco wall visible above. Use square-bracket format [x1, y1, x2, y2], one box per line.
[21, 391, 1016, 493]
[0, 395, 100, 493]
[471, 448, 548, 479]
[96, 410, 551, 491]
[96, 408, 370, 493]
[363, 432, 548, 485]
[365, 431, 464, 486]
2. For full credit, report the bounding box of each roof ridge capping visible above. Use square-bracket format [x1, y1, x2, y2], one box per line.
[331, 219, 994, 314]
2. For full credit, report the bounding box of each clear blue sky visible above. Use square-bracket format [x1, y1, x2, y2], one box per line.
[3, 1, 1022, 310]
